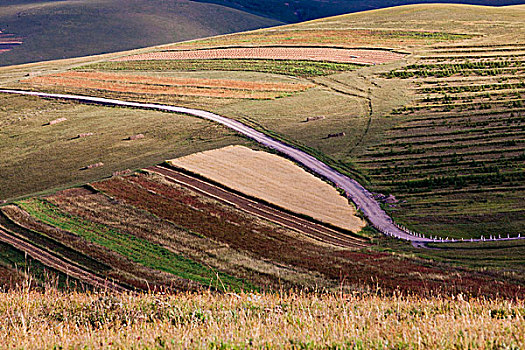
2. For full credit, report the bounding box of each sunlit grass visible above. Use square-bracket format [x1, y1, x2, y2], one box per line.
[0, 285, 523, 349]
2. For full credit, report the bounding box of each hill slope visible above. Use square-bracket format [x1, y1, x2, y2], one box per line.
[193, 0, 525, 22]
[0, 4, 524, 295]
[0, 0, 281, 66]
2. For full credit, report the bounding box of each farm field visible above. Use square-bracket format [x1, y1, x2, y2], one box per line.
[168, 146, 365, 232]
[0, 30, 22, 54]
[0, 3, 524, 301]
[359, 43, 525, 239]
[1, 169, 523, 297]
[22, 70, 315, 100]
[114, 47, 405, 65]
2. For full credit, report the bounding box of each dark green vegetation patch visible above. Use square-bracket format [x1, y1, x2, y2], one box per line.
[83, 59, 360, 77]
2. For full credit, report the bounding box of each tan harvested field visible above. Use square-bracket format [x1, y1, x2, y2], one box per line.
[168, 146, 365, 232]
[23, 71, 314, 100]
[47, 71, 314, 92]
[24, 76, 285, 100]
[115, 47, 405, 65]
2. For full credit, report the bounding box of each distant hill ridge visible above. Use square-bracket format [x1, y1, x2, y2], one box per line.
[0, 0, 282, 67]
[192, 0, 525, 22]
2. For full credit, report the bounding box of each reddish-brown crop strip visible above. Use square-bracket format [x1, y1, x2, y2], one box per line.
[114, 47, 405, 65]
[1, 202, 193, 291]
[91, 174, 522, 297]
[25, 76, 283, 99]
[53, 71, 314, 92]
[148, 166, 368, 249]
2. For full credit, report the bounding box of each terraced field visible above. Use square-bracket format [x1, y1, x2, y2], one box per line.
[114, 47, 405, 65]
[23, 71, 314, 100]
[2, 170, 522, 296]
[1, 4, 524, 294]
[359, 44, 525, 239]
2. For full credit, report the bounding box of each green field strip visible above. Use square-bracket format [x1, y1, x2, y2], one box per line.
[367, 139, 525, 157]
[0, 211, 111, 274]
[388, 126, 524, 140]
[17, 198, 254, 292]
[400, 108, 525, 122]
[81, 59, 361, 77]
[417, 82, 525, 94]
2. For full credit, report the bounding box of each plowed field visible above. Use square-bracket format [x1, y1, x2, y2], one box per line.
[115, 47, 405, 65]
[24, 71, 313, 99]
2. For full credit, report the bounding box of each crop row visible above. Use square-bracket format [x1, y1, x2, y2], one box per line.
[84, 59, 359, 77]
[389, 125, 522, 140]
[366, 156, 524, 175]
[418, 82, 525, 94]
[401, 109, 524, 123]
[167, 29, 472, 50]
[17, 198, 250, 292]
[377, 171, 525, 191]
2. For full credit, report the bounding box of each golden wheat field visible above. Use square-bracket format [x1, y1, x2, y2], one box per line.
[169, 146, 365, 232]
[1, 285, 523, 349]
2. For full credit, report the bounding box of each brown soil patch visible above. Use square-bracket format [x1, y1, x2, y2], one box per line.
[115, 47, 405, 65]
[25, 76, 283, 99]
[53, 71, 314, 92]
[168, 146, 365, 232]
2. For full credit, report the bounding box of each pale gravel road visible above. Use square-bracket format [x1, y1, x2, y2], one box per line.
[2, 89, 523, 245]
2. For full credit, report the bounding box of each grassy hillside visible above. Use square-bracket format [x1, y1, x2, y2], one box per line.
[0, 0, 281, 66]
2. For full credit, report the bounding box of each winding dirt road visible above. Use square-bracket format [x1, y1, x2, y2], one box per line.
[1, 89, 523, 245]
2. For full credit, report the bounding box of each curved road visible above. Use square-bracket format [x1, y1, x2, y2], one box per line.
[2, 89, 523, 244]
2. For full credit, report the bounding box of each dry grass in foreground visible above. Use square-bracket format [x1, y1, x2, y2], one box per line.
[0, 287, 523, 349]
[169, 146, 365, 232]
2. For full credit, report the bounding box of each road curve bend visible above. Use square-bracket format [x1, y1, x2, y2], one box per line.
[2, 89, 523, 245]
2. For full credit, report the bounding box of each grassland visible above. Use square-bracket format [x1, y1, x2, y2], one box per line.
[0, 93, 249, 201]
[169, 145, 365, 232]
[1, 288, 524, 349]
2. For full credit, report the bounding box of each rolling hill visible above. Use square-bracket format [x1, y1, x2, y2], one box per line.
[0, 4, 524, 298]
[0, 0, 282, 66]
[193, 0, 525, 22]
